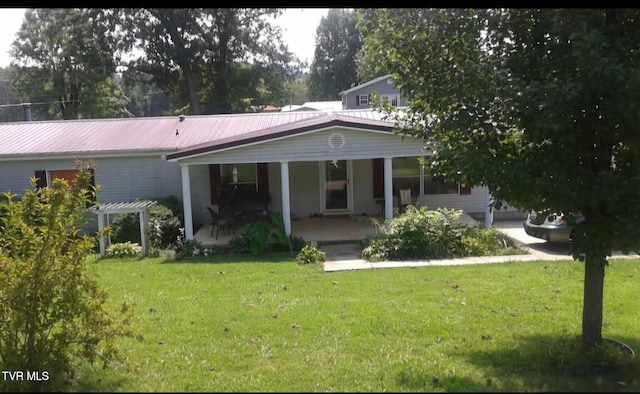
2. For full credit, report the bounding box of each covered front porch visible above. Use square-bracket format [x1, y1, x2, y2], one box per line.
[194, 214, 385, 247]
[162, 113, 492, 245]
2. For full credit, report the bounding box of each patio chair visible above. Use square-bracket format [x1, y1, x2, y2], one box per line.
[397, 186, 414, 214]
[206, 205, 236, 240]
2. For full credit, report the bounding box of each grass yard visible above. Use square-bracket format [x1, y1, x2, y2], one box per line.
[76, 254, 640, 392]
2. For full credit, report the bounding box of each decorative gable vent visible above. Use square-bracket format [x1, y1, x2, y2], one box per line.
[328, 133, 345, 149]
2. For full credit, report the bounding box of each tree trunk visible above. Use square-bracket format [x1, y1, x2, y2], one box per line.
[581, 253, 606, 349]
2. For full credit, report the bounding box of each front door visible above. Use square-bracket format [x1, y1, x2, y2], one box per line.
[320, 160, 352, 213]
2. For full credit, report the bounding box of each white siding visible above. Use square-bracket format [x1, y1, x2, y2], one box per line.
[289, 161, 321, 218]
[418, 187, 489, 215]
[352, 159, 380, 215]
[179, 127, 427, 165]
[188, 165, 211, 227]
[0, 155, 182, 202]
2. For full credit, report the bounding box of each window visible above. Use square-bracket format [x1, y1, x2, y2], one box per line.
[49, 169, 81, 187]
[424, 174, 459, 195]
[389, 157, 462, 196]
[381, 94, 399, 107]
[220, 163, 257, 194]
[392, 157, 420, 196]
[34, 168, 96, 206]
[357, 94, 369, 105]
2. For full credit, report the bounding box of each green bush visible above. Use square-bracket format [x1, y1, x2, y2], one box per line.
[362, 206, 466, 261]
[0, 161, 137, 392]
[296, 244, 326, 264]
[230, 214, 308, 255]
[361, 206, 522, 262]
[111, 199, 182, 249]
[174, 238, 204, 259]
[461, 226, 514, 256]
[105, 241, 143, 258]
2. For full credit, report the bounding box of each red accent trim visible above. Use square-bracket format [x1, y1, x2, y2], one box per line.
[257, 163, 269, 200]
[209, 164, 221, 204]
[372, 158, 384, 199]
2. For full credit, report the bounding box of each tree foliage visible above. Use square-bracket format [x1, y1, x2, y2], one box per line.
[10, 8, 128, 120]
[0, 160, 138, 392]
[119, 8, 298, 114]
[361, 8, 640, 349]
[308, 8, 362, 101]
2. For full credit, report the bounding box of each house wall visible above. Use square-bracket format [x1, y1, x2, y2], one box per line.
[180, 127, 426, 165]
[343, 78, 408, 110]
[0, 154, 185, 232]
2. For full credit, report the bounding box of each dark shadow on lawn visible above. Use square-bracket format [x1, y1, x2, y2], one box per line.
[395, 334, 640, 392]
[160, 251, 299, 265]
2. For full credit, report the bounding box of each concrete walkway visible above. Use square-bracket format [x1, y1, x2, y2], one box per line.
[321, 219, 637, 272]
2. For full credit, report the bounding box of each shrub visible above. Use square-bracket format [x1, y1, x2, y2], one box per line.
[362, 206, 466, 261]
[296, 244, 326, 264]
[174, 238, 204, 259]
[461, 226, 524, 256]
[111, 199, 182, 249]
[105, 241, 143, 258]
[361, 205, 521, 262]
[0, 161, 137, 392]
[230, 214, 308, 255]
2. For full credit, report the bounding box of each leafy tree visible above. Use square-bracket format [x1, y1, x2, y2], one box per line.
[119, 70, 173, 117]
[119, 8, 297, 114]
[308, 8, 361, 101]
[0, 160, 138, 392]
[282, 72, 310, 106]
[10, 8, 127, 120]
[0, 67, 24, 122]
[353, 8, 395, 83]
[361, 8, 640, 350]
[79, 76, 133, 119]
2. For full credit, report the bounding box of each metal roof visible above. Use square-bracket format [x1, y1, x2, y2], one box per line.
[0, 109, 396, 159]
[163, 111, 404, 161]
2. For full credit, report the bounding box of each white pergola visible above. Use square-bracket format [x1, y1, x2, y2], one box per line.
[90, 201, 157, 257]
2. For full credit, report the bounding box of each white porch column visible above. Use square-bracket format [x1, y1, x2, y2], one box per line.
[384, 157, 393, 220]
[280, 161, 291, 235]
[181, 165, 194, 240]
[485, 190, 494, 227]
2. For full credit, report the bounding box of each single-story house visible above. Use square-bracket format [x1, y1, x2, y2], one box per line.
[0, 106, 520, 242]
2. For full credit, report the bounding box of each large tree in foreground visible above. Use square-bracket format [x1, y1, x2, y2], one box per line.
[361, 8, 640, 349]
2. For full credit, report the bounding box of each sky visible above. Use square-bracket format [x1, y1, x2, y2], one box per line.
[0, 8, 330, 67]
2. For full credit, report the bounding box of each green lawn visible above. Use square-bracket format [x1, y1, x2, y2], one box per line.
[77, 254, 640, 392]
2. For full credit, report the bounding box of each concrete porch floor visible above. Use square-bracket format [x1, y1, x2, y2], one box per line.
[193, 214, 385, 248]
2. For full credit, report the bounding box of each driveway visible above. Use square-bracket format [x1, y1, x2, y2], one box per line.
[493, 219, 638, 261]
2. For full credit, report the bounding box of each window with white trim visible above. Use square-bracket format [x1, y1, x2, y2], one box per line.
[358, 94, 369, 105]
[391, 157, 460, 196]
[381, 94, 399, 107]
[220, 163, 257, 193]
[392, 157, 420, 196]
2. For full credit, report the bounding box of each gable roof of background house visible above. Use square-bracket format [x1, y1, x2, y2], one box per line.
[338, 74, 394, 96]
[0, 109, 395, 160]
